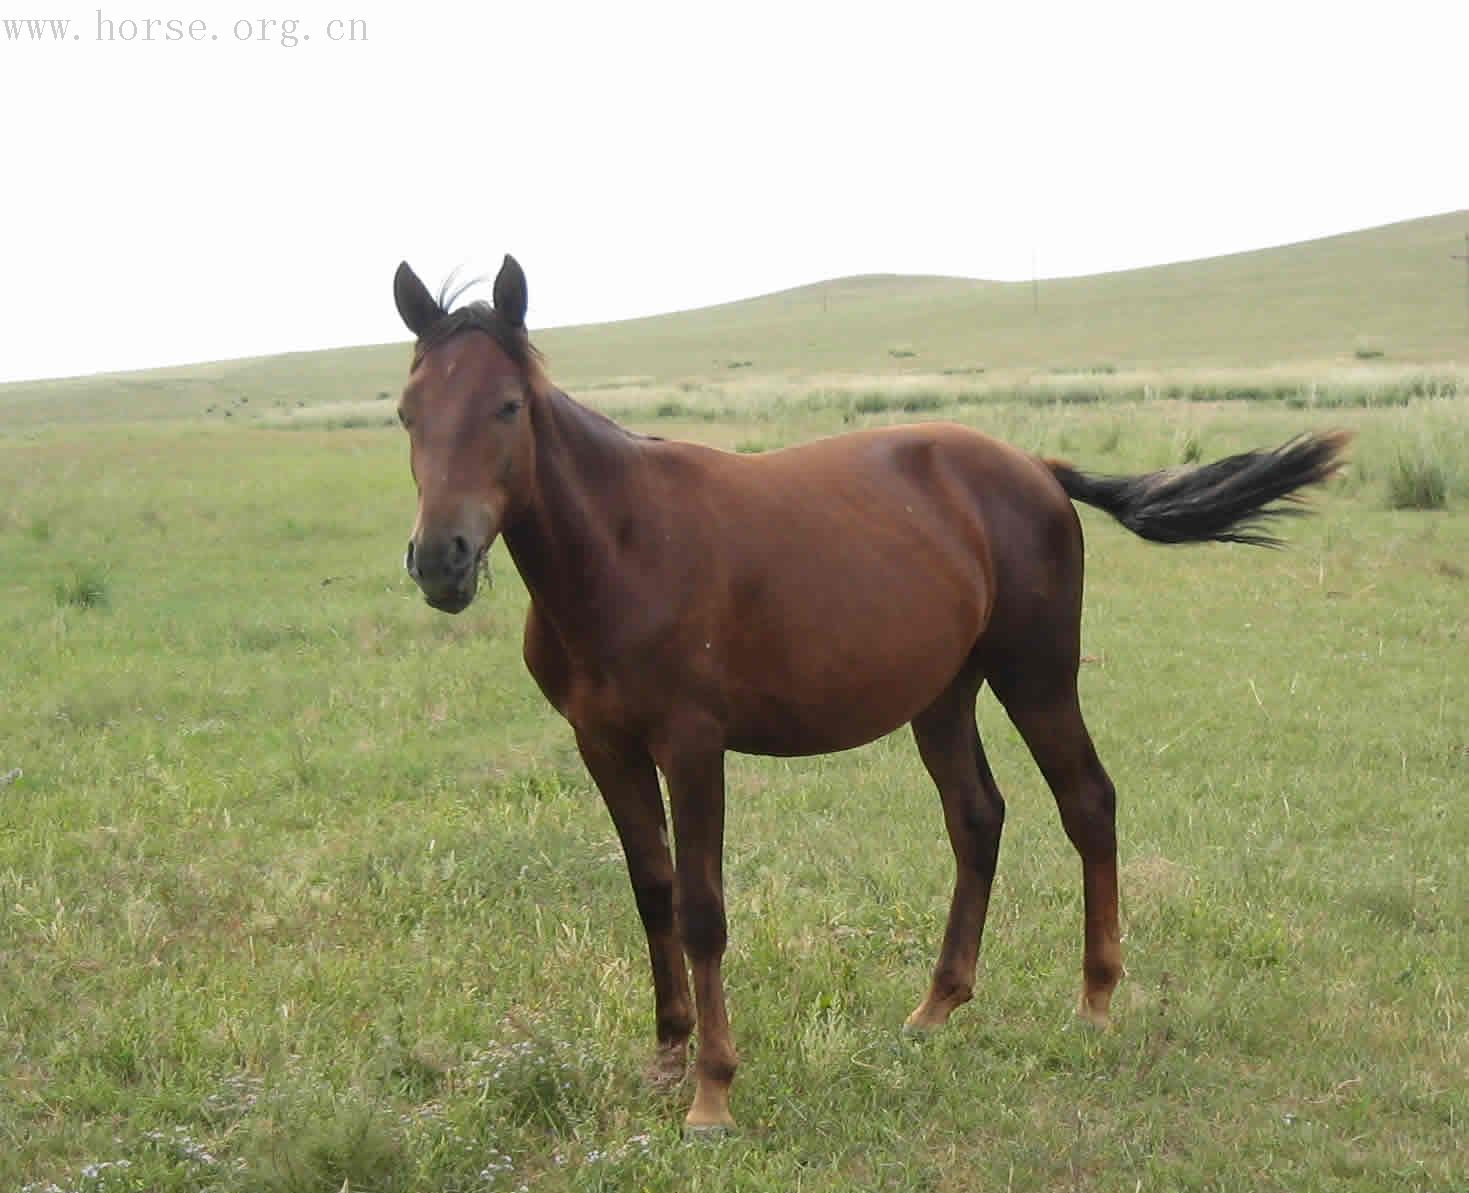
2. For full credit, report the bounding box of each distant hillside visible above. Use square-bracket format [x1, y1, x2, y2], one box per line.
[535, 210, 1468, 385]
[3, 210, 1465, 427]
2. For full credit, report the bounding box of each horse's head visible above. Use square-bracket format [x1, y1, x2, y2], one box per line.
[392, 255, 541, 613]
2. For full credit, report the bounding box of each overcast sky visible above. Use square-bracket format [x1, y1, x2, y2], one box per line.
[2, 1, 1465, 383]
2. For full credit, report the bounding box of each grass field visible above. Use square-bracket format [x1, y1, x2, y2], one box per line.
[2, 217, 1467, 1191]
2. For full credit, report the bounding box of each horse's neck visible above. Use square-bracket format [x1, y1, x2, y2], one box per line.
[502, 388, 642, 642]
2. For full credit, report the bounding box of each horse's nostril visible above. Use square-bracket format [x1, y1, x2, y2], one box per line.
[404, 540, 416, 575]
[451, 535, 471, 565]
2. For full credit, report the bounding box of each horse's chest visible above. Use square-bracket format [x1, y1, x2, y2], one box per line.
[522, 613, 658, 736]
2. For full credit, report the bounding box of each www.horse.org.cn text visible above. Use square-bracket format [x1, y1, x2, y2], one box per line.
[2, 12, 368, 47]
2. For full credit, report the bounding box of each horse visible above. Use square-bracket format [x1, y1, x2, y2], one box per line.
[391, 254, 1349, 1132]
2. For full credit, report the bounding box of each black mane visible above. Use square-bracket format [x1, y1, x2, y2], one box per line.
[413, 272, 540, 370]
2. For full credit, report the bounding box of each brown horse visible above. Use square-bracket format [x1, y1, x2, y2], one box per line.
[391, 255, 1348, 1132]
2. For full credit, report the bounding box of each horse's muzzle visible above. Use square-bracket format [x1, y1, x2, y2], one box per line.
[405, 535, 482, 614]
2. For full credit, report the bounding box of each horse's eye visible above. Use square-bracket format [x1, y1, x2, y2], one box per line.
[498, 399, 523, 421]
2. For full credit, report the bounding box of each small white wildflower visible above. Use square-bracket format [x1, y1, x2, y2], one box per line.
[79, 1159, 131, 1185]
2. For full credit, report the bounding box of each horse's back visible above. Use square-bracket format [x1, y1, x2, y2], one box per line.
[668, 422, 1080, 605]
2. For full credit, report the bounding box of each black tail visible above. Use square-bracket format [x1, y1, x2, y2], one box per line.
[1045, 431, 1352, 547]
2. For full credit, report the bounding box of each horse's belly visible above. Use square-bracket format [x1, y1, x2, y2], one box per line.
[721, 600, 980, 756]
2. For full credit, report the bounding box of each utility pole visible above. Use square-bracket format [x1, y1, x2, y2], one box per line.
[1453, 233, 1469, 332]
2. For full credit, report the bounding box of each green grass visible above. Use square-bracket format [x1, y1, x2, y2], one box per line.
[1384, 443, 1452, 510]
[2, 383, 1466, 1191]
[52, 565, 111, 610]
[2, 217, 1468, 1189]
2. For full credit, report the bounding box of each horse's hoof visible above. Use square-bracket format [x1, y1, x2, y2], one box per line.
[1075, 1000, 1112, 1031]
[645, 1047, 688, 1091]
[682, 1120, 734, 1142]
[902, 1002, 952, 1037]
[645, 1064, 686, 1092]
[904, 988, 968, 1035]
[683, 1079, 734, 1138]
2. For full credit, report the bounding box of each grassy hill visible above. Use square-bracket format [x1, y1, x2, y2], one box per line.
[2, 210, 1466, 428]
[540, 210, 1468, 384]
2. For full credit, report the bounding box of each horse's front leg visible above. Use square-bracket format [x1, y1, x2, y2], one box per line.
[576, 731, 694, 1086]
[656, 728, 737, 1133]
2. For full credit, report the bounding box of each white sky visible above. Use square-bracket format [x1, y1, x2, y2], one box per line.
[2, 1, 1465, 383]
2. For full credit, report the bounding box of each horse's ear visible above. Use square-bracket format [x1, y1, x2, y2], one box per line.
[493, 254, 528, 329]
[393, 261, 442, 339]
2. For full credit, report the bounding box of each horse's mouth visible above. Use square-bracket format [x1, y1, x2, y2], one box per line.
[421, 546, 490, 615]
[425, 585, 475, 614]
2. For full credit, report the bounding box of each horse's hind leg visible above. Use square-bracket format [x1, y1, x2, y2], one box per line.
[906, 675, 1006, 1032]
[990, 662, 1122, 1026]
